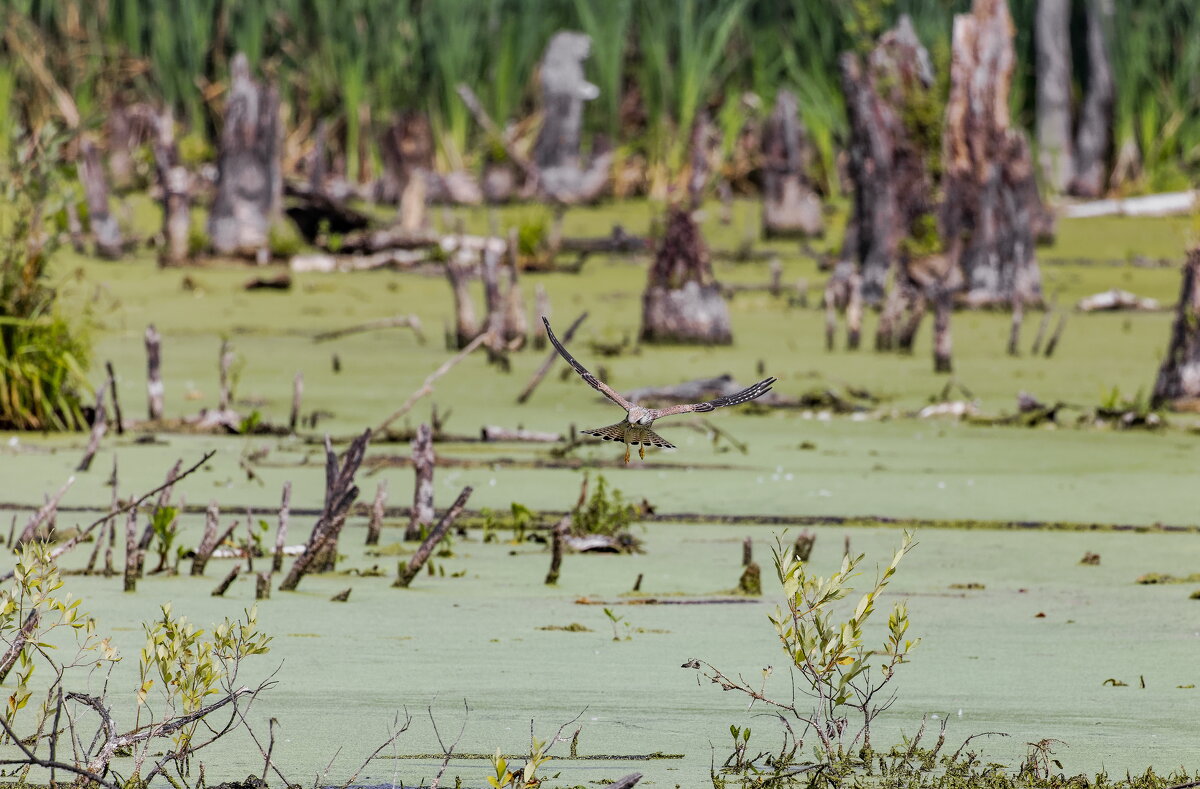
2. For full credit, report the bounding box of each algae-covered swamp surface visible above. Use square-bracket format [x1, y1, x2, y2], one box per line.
[3, 200, 1200, 786]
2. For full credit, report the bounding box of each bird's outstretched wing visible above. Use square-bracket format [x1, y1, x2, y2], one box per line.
[542, 317, 632, 410]
[650, 377, 776, 419]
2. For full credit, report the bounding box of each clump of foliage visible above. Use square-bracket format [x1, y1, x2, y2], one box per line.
[1091, 386, 1163, 429]
[572, 474, 637, 538]
[685, 531, 919, 780]
[0, 542, 273, 787]
[0, 125, 91, 430]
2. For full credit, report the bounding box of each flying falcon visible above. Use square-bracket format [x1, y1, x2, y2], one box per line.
[543, 317, 776, 463]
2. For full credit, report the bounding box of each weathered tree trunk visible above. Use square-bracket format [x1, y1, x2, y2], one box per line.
[106, 102, 136, 192]
[366, 480, 387, 546]
[209, 53, 281, 259]
[532, 32, 606, 202]
[932, 283, 954, 373]
[822, 262, 863, 351]
[1070, 0, 1115, 198]
[394, 487, 472, 588]
[1035, 0, 1074, 192]
[942, 0, 1046, 308]
[80, 140, 124, 259]
[405, 424, 435, 540]
[640, 208, 732, 345]
[0, 611, 37, 683]
[839, 17, 939, 308]
[761, 89, 823, 239]
[279, 431, 370, 590]
[445, 252, 479, 349]
[273, 481, 291, 574]
[152, 108, 191, 265]
[191, 502, 236, 576]
[501, 235, 528, 350]
[145, 325, 163, 420]
[378, 111, 432, 233]
[1151, 251, 1200, 407]
[688, 112, 717, 210]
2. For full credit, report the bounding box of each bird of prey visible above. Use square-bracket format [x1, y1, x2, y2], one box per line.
[542, 316, 776, 463]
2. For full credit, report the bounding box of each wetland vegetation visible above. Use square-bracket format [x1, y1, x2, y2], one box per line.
[4, 1, 1200, 788]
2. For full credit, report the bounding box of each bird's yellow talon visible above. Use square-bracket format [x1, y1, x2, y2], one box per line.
[639, 444, 645, 460]
[624, 445, 631, 464]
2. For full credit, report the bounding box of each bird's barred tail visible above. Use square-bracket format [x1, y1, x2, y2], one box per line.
[581, 422, 675, 449]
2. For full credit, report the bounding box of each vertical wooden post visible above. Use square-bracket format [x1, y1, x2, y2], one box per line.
[80, 139, 124, 259]
[533, 285, 550, 350]
[145, 325, 164, 421]
[545, 515, 570, 586]
[273, 482, 291, 573]
[289, 372, 303, 433]
[445, 252, 479, 349]
[77, 384, 108, 473]
[255, 571, 271, 600]
[123, 510, 138, 593]
[105, 361, 124, 435]
[366, 480, 387, 546]
[933, 285, 954, 373]
[152, 107, 191, 266]
[405, 425, 435, 540]
[742, 537, 752, 567]
[218, 340, 234, 411]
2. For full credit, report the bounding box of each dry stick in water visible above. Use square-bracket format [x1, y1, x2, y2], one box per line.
[289, 372, 303, 433]
[313, 315, 425, 344]
[105, 361, 124, 435]
[145, 324, 164, 420]
[372, 332, 488, 439]
[1044, 313, 1068, 358]
[138, 459, 182, 560]
[279, 431, 371, 591]
[218, 339, 234, 411]
[77, 379, 110, 472]
[16, 476, 74, 546]
[273, 482, 291, 574]
[395, 487, 473, 588]
[366, 480, 387, 545]
[533, 284, 550, 350]
[405, 425, 435, 540]
[516, 311, 588, 404]
[211, 563, 242, 597]
[742, 537, 753, 567]
[1030, 296, 1058, 355]
[123, 510, 138, 592]
[255, 572, 271, 600]
[545, 476, 588, 586]
[192, 503, 238, 576]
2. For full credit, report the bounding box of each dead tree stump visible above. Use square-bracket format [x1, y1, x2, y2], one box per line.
[279, 431, 370, 591]
[1151, 251, 1200, 408]
[761, 89, 823, 239]
[80, 140, 123, 259]
[366, 480, 387, 546]
[395, 487, 472, 588]
[942, 0, 1047, 308]
[640, 208, 732, 345]
[152, 108, 191, 265]
[839, 16, 939, 308]
[1070, 0, 1115, 198]
[378, 111, 432, 233]
[1035, 0, 1074, 192]
[405, 424, 435, 540]
[145, 325, 164, 420]
[191, 502, 236, 576]
[273, 481, 291, 574]
[532, 32, 608, 203]
[209, 53, 281, 259]
[445, 252, 479, 349]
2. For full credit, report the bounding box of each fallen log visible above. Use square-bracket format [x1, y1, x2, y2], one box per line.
[480, 426, 563, 443]
[1076, 289, 1162, 312]
[289, 249, 428, 273]
[313, 314, 425, 343]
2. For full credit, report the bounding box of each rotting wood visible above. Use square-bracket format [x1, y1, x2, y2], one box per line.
[742, 537, 752, 567]
[761, 89, 823, 238]
[377, 111, 432, 233]
[218, 340, 234, 412]
[1070, 0, 1115, 198]
[283, 183, 372, 243]
[1044, 313, 1067, 358]
[137, 459, 182, 560]
[80, 139, 123, 259]
[533, 285, 550, 350]
[105, 361, 124, 435]
[445, 251, 480, 350]
[501, 237, 529, 350]
[209, 53, 282, 259]
[372, 332, 489, 439]
[289, 373, 303, 433]
[331, 588, 352, 602]
[1035, 0, 1073, 192]
[544, 515, 570, 586]
[273, 481, 291, 574]
[1030, 295, 1057, 355]
[1151, 251, 1200, 407]
[255, 571, 270, 600]
[151, 107, 191, 266]
[191, 502, 236, 576]
[517, 311, 588, 404]
[16, 476, 74, 546]
[405, 424, 435, 541]
[394, 486, 473, 588]
[313, 315, 425, 344]
[145, 325, 164, 421]
[366, 480, 387, 546]
[123, 510, 138, 592]
[279, 430, 371, 590]
[77, 380, 109, 473]
[641, 208, 732, 345]
[480, 426, 562, 443]
[211, 563, 241, 597]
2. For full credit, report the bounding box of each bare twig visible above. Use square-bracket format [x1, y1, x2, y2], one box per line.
[517, 311, 588, 404]
[428, 700, 470, 789]
[372, 333, 488, 439]
[16, 475, 75, 546]
[0, 451, 215, 584]
[314, 315, 425, 344]
[0, 711, 117, 789]
[339, 710, 413, 789]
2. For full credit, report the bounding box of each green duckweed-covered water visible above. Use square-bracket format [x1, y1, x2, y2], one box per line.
[2, 201, 1199, 786]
